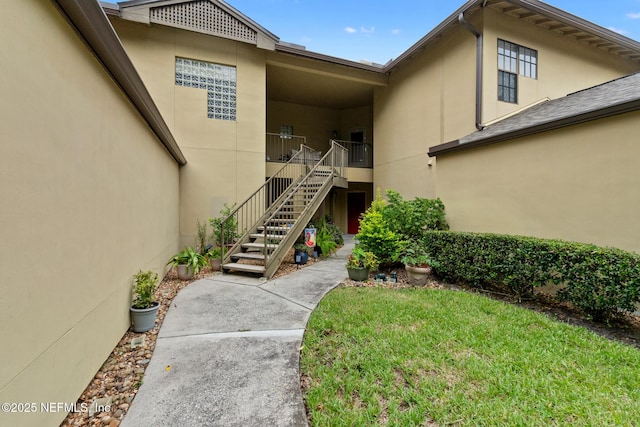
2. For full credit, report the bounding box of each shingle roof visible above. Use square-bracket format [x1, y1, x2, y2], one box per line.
[429, 72, 640, 156]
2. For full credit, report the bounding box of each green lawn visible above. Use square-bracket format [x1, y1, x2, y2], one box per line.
[301, 287, 640, 426]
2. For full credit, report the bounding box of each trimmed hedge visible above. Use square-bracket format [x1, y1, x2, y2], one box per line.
[423, 231, 640, 321]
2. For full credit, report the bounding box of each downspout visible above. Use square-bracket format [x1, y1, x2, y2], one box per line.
[458, 13, 484, 130]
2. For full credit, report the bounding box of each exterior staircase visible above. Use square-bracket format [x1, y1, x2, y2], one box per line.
[218, 142, 348, 279]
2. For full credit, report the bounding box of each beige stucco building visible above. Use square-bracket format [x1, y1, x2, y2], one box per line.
[2, 0, 640, 425]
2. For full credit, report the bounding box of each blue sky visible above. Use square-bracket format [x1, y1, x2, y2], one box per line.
[225, 0, 640, 64]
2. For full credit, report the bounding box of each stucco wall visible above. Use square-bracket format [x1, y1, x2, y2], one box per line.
[112, 19, 267, 247]
[0, 3, 180, 426]
[374, 8, 639, 203]
[482, 7, 640, 121]
[267, 101, 340, 152]
[373, 23, 477, 200]
[267, 101, 373, 155]
[436, 112, 640, 254]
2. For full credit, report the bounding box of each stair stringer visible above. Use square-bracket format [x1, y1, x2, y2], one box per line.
[262, 177, 334, 279]
[221, 174, 304, 266]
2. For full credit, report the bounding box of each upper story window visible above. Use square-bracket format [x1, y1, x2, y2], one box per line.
[175, 57, 237, 121]
[280, 125, 294, 139]
[497, 39, 537, 103]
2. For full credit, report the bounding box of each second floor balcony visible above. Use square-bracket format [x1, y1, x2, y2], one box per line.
[265, 133, 372, 169]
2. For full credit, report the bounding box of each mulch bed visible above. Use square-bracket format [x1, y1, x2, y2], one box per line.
[60, 248, 320, 427]
[61, 257, 640, 426]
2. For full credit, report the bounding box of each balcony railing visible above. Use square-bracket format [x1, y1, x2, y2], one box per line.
[266, 133, 307, 163]
[266, 134, 372, 168]
[333, 139, 372, 168]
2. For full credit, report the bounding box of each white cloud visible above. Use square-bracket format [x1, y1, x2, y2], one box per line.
[608, 26, 629, 35]
[345, 26, 375, 35]
[391, 29, 401, 35]
[627, 12, 640, 19]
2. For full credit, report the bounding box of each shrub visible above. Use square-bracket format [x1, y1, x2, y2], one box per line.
[315, 225, 338, 257]
[556, 244, 640, 321]
[194, 218, 211, 255]
[209, 203, 240, 246]
[383, 190, 449, 240]
[309, 215, 344, 246]
[166, 246, 209, 275]
[400, 239, 439, 268]
[132, 270, 158, 309]
[346, 245, 379, 270]
[355, 190, 402, 265]
[423, 231, 640, 320]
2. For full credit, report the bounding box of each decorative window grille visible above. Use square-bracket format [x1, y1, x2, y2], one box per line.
[175, 57, 237, 121]
[498, 39, 538, 103]
[150, 1, 257, 43]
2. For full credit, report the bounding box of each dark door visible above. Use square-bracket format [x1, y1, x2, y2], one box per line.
[349, 131, 365, 167]
[347, 192, 366, 234]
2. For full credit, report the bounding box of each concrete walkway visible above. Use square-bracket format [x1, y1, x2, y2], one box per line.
[121, 237, 354, 427]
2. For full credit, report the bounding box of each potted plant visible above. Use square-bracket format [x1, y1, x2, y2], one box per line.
[195, 218, 211, 256]
[167, 246, 208, 280]
[206, 246, 224, 271]
[209, 203, 241, 249]
[294, 243, 309, 265]
[130, 270, 160, 333]
[401, 241, 438, 286]
[314, 225, 338, 258]
[346, 246, 378, 281]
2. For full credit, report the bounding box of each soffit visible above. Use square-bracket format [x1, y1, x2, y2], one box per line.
[116, 0, 279, 49]
[484, 0, 640, 63]
[267, 64, 374, 110]
[387, 0, 640, 71]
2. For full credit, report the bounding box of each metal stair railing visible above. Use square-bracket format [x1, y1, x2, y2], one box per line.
[219, 144, 319, 264]
[260, 141, 347, 278]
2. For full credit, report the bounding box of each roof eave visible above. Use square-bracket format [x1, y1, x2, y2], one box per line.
[54, 0, 187, 166]
[275, 43, 385, 73]
[385, 0, 640, 73]
[384, 0, 482, 72]
[508, 0, 640, 54]
[428, 99, 640, 157]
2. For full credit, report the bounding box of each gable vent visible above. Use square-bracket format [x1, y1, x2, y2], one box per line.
[150, 0, 257, 44]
